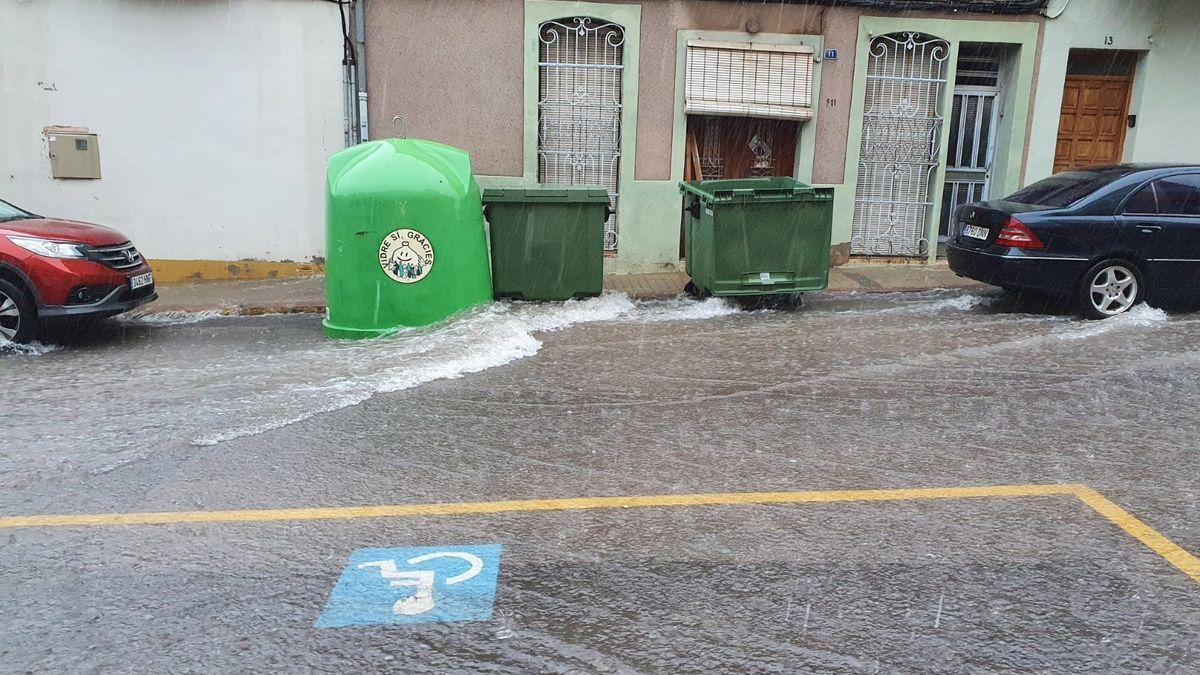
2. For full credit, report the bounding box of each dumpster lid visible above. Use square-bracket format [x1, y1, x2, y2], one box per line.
[482, 186, 611, 203]
[679, 177, 820, 202]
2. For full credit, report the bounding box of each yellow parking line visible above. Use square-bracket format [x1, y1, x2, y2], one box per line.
[0, 483, 1080, 529]
[1, 482, 1195, 585]
[1071, 486, 1200, 584]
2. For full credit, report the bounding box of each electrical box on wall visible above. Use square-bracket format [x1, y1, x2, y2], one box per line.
[47, 132, 101, 179]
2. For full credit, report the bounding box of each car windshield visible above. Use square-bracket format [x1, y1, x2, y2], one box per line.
[0, 199, 34, 222]
[1003, 171, 1115, 207]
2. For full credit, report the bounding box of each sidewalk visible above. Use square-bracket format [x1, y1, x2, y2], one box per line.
[149, 264, 986, 315]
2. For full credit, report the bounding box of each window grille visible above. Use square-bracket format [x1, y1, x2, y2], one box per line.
[940, 180, 987, 237]
[699, 116, 724, 181]
[850, 32, 950, 257]
[955, 55, 1002, 87]
[948, 92, 998, 170]
[538, 17, 624, 252]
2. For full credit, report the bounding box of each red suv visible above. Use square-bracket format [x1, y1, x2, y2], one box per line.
[0, 198, 156, 345]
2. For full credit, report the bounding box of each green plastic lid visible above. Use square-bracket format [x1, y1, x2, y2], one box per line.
[680, 177, 828, 203]
[482, 185, 611, 203]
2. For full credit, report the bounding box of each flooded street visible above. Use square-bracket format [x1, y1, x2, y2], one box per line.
[10, 0, 1200, 670]
[2, 290, 1198, 671]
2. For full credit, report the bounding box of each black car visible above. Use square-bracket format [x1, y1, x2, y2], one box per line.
[947, 164, 1200, 318]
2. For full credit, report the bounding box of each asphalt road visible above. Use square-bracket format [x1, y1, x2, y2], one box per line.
[2, 290, 1198, 672]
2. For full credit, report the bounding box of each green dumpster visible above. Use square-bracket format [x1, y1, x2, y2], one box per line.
[482, 186, 611, 301]
[679, 177, 834, 298]
[323, 138, 493, 339]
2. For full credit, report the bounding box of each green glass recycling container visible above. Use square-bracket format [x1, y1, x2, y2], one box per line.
[323, 138, 492, 339]
[679, 177, 834, 297]
[482, 186, 611, 301]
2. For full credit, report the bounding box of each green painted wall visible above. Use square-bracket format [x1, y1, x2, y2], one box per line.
[1026, 0, 1200, 183]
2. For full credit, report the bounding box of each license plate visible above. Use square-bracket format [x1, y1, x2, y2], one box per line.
[962, 224, 990, 240]
[130, 272, 153, 290]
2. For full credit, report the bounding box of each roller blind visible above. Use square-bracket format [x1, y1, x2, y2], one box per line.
[685, 40, 815, 120]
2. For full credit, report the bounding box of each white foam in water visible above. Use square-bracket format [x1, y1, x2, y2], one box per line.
[191, 293, 648, 446]
[632, 296, 741, 322]
[879, 293, 987, 314]
[931, 294, 988, 312]
[1055, 304, 1168, 341]
[827, 291, 988, 316]
[512, 292, 636, 332]
[120, 309, 232, 325]
[0, 341, 61, 356]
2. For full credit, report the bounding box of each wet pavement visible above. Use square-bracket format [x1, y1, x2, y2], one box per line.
[2, 290, 1198, 671]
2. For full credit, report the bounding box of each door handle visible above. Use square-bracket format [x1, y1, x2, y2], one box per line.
[1137, 224, 1163, 234]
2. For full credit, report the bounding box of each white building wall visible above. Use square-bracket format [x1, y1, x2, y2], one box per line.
[0, 0, 344, 262]
[1025, 0, 1200, 184]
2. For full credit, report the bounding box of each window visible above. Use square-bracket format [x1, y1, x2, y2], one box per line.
[685, 41, 815, 120]
[1122, 183, 1158, 215]
[538, 17, 624, 252]
[1122, 175, 1200, 216]
[954, 44, 1003, 87]
[1153, 175, 1200, 216]
[0, 199, 33, 222]
[1005, 171, 1116, 208]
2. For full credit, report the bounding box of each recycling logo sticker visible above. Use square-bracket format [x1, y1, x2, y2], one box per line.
[379, 228, 434, 283]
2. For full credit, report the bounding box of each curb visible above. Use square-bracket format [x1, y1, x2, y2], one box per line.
[137, 283, 989, 319]
[142, 304, 326, 317]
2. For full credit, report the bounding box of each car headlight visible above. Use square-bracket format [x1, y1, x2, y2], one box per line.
[6, 235, 86, 259]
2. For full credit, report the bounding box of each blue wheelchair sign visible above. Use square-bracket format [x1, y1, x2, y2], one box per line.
[316, 544, 502, 628]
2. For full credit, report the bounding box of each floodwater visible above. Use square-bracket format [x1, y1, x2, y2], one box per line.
[0, 290, 1185, 492]
[2, 294, 738, 488]
[3, 289, 1199, 671]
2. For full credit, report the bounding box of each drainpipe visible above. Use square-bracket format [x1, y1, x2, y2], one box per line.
[334, 0, 358, 146]
[341, 47, 354, 147]
[346, 57, 359, 147]
[353, 0, 370, 141]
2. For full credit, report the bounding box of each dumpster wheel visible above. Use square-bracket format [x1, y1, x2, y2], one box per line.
[683, 281, 709, 299]
[735, 293, 804, 311]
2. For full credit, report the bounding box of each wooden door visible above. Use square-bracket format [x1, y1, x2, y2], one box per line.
[1054, 75, 1132, 173]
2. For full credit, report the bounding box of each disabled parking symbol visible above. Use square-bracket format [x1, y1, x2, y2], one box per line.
[316, 544, 502, 628]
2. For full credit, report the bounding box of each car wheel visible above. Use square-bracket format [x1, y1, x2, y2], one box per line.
[1078, 259, 1142, 319]
[0, 279, 36, 346]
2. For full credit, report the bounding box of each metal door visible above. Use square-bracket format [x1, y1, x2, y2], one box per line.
[941, 88, 1000, 238]
[851, 32, 950, 257]
[538, 17, 624, 252]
